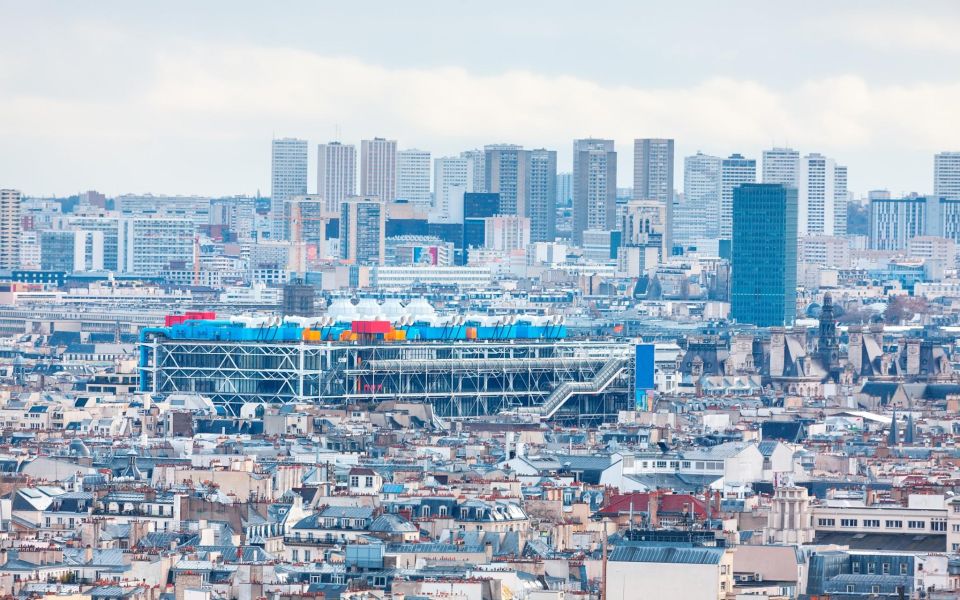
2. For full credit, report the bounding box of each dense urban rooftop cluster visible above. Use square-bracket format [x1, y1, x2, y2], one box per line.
[0, 143, 960, 600]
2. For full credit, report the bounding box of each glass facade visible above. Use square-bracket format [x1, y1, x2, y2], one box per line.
[731, 184, 798, 327]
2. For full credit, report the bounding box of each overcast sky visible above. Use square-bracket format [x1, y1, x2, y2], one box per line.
[2, 1, 958, 198]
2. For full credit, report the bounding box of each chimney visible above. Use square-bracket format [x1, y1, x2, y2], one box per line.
[0, 549, 7, 567]
[85, 545, 93, 563]
[647, 492, 659, 528]
[483, 541, 493, 562]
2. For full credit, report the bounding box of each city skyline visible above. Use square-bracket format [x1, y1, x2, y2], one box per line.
[3, 2, 959, 197]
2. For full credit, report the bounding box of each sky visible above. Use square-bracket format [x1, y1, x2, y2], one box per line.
[1, 0, 958, 198]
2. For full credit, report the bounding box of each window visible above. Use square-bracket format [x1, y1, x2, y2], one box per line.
[310, 575, 322, 584]
[852, 562, 860, 573]
[292, 550, 299, 562]
[868, 563, 876, 574]
[818, 518, 835, 527]
[908, 520, 925, 530]
[365, 476, 374, 487]
[932, 520, 947, 532]
[655, 460, 667, 468]
[885, 520, 903, 528]
[872, 586, 881, 594]
[350, 476, 359, 487]
[840, 519, 858, 528]
[882, 563, 890, 574]
[900, 563, 909, 575]
[669, 461, 679, 469]
[438, 506, 448, 517]
[304, 550, 311, 562]
[846, 585, 855, 593]
[863, 519, 880, 528]
[681, 461, 691, 469]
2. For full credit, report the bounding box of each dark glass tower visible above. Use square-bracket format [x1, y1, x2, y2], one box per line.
[731, 183, 798, 327]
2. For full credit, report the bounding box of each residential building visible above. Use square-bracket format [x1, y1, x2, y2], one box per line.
[484, 144, 529, 217]
[340, 196, 386, 265]
[633, 138, 675, 250]
[799, 153, 844, 237]
[317, 142, 356, 211]
[676, 152, 722, 247]
[762, 147, 800, 188]
[360, 137, 397, 202]
[528, 148, 557, 242]
[484, 215, 530, 252]
[0, 189, 22, 270]
[720, 153, 756, 240]
[117, 217, 194, 276]
[573, 138, 617, 246]
[396, 149, 431, 207]
[271, 138, 308, 239]
[935, 151, 960, 201]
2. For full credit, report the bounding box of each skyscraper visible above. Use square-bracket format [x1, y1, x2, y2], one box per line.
[732, 184, 798, 327]
[720, 154, 757, 240]
[433, 156, 475, 223]
[573, 138, 617, 245]
[396, 149, 432, 207]
[360, 138, 397, 202]
[762, 147, 800, 188]
[0, 189, 21, 271]
[799, 153, 842, 237]
[834, 165, 848, 236]
[317, 142, 356, 212]
[484, 144, 529, 216]
[528, 149, 557, 242]
[633, 139, 675, 249]
[340, 196, 387, 265]
[271, 138, 308, 239]
[556, 172, 573, 207]
[460, 149, 487, 193]
[935, 152, 960, 201]
[676, 152, 722, 247]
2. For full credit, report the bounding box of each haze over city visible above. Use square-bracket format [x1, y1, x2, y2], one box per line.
[3, 0, 959, 196]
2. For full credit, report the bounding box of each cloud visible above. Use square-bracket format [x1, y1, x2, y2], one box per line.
[840, 13, 960, 54]
[0, 39, 958, 195]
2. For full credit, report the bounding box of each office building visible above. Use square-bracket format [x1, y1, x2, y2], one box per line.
[117, 217, 195, 276]
[40, 230, 105, 273]
[484, 144, 529, 217]
[732, 184, 798, 327]
[340, 196, 386, 265]
[317, 142, 356, 211]
[573, 138, 617, 245]
[676, 152, 722, 247]
[720, 154, 757, 240]
[528, 149, 557, 242]
[633, 139, 674, 249]
[0, 189, 22, 270]
[935, 152, 960, 201]
[762, 147, 800, 188]
[397, 149, 432, 206]
[834, 165, 848, 236]
[271, 138, 308, 239]
[360, 137, 397, 202]
[463, 192, 501, 262]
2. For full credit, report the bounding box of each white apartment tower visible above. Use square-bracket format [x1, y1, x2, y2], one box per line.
[317, 142, 356, 212]
[0, 189, 21, 270]
[397, 149, 432, 206]
[271, 138, 308, 239]
[633, 139, 675, 249]
[720, 153, 757, 240]
[433, 156, 478, 223]
[762, 147, 800, 188]
[360, 137, 397, 202]
[799, 153, 847, 237]
[676, 152, 722, 247]
[935, 152, 960, 201]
